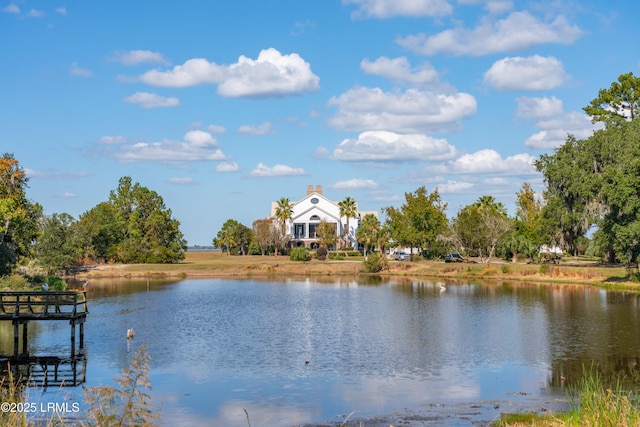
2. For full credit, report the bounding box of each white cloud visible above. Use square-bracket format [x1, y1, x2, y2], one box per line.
[516, 97, 603, 149]
[436, 180, 475, 194]
[122, 92, 180, 108]
[431, 149, 538, 175]
[207, 124, 227, 134]
[328, 87, 476, 133]
[104, 130, 226, 163]
[138, 58, 224, 87]
[484, 55, 569, 91]
[25, 169, 90, 179]
[524, 112, 602, 149]
[397, 11, 583, 56]
[330, 179, 379, 191]
[56, 7, 67, 15]
[515, 96, 564, 119]
[219, 48, 319, 97]
[111, 50, 169, 66]
[70, 62, 92, 77]
[2, 4, 20, 13]
[216, 161, 239, 172]
[333, 130, 458, 162]
[360, 56, 439, 86]
[57, 192, 76, 198]
[167, 177, 196, 185]
[458, 0, 513, 14]
[99, 136, 128, 145]
[343, 0, 453, 19]
[291, 20, 316, 36]
[27, 8, 44, 17]
[237, 122, 272, 136]
[249, 163, 305, 177]
[137, 48, 319, 98]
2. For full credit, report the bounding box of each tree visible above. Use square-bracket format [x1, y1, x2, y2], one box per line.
[503, 183, 544, 262]
[0, 153, 40, 275]
[34, 213, 79, 275]
[584, 72, 640, 124]
[213, 219, 250, 255]
[107, 177, 186, 263]
[356, 214, 380, 256]
[535, 136, 597, 257]
[274, 197, 293, 236]
[252, 218, 275, 256]
[383, 186, 448, 257]
[452, 196, 510, 262]
[515, 183, 542, 229]
[273, 197, 294, 256]
[338, 196, 357, 248]
[535, 107, 640, 265]
[315, 219, 338, 249]
[235, 223, 252, 255]
[75, 202, 122, 263]
[473, 195, 507, 216]
[404, 187, 448, 257]
[383, 206, 413, 251]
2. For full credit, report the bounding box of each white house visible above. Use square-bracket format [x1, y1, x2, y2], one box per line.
[269, 185, 377, 250]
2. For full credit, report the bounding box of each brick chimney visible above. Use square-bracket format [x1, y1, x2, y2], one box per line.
[315, 185, 322, 195]
[307, 185, 313, 195]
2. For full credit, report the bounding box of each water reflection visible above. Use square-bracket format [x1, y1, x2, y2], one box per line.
[14, 278, 640, 426]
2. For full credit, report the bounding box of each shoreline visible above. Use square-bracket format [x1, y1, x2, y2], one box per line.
[71, 252, 640, 291]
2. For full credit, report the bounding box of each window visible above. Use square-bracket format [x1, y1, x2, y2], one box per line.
[294, 224, 305, 239]
[309, 223, 317, 238]
[311, 197, 319, 204]
[310, 215, 321, 221]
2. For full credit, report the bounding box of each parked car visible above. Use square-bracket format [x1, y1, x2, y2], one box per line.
[394, 251, 410, 261]
[444, 253, 466, 263]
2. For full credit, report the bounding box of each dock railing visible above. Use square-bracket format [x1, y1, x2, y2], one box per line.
[0, 291, 88, 359]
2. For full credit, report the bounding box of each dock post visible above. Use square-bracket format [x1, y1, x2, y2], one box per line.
[21, 321, 28, 357]
[13, 321, 18, 358]
[79, 321, 84, 351]
[70, 321, 76, 357]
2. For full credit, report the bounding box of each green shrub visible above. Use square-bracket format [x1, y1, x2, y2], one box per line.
[248, 242, 261, 255]
[289, 247, 311, 262]
[31, 275, 67, 291]
[539, 264, 550, 275]
[363, 253, 385, 273]
[329, 253, 345, 260]
[501, 265, 510, 274]
[0, 274, 31, 291]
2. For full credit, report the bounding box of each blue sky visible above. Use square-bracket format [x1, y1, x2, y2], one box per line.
[1, 0, 636, 245]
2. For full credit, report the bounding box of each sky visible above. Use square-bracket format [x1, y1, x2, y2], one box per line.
[1, 0, 637, 246]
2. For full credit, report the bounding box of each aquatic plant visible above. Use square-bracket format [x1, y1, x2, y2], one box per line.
[83, 344, 159, 427]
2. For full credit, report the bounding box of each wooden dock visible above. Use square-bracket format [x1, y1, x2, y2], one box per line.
[0, 291, 88, 359]
[1, 355, 87, 387]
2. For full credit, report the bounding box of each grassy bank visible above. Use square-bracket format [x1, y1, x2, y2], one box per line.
[73, 252, 640, 291]
[495, 368, 640, 427]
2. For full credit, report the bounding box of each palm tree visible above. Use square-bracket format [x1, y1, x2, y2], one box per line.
[274, 197, 293, 237]
[338, 196, 357, 248]
[473, 195, 507, 217]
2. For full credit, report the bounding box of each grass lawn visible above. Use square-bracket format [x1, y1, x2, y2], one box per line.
[74, 252, 640, 291]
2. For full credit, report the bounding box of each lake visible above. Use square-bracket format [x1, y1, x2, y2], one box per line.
[4, 277, 640, 426]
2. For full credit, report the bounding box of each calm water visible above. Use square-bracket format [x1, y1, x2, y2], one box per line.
[4, 277, 640, 426]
